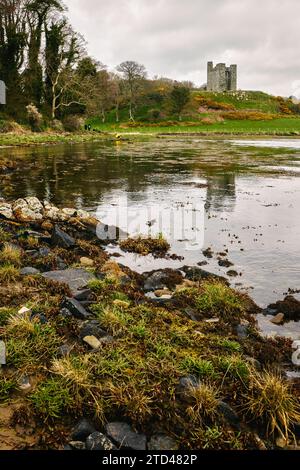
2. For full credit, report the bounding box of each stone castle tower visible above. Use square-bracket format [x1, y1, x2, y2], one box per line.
[207, 62, 237, 92]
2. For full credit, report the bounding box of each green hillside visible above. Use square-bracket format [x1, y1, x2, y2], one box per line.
[88, 90, 300, 135]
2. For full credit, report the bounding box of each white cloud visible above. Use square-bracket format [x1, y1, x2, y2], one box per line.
[64, 0, 300, 96]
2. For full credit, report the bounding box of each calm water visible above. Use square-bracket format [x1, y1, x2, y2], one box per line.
[1, 137, 300, 314]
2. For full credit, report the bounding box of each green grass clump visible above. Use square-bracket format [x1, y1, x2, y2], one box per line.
[217, 339, 242, 352]
[0, 227, 10, 243]
[5, 316, 61, 370]
[195, 282, 246, 320]
[0, 377, 16, 403]
[88, 276, 118, 293]
[94, 305, 134, 336]
[0, 244, 22, 266]
[244, 371, 300, 439]
[0, 307, 16, 326]
[175, 281, 246, 322]
[29, 377, 73, 420]
[180, 357, 215, 378]
[0, 264, 20, 283]
[218, 355, 250, 381]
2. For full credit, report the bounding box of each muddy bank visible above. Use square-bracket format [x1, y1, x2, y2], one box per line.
[0, 198, 300, 451]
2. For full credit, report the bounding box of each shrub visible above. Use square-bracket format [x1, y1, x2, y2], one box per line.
[195, 96, 235, 111]
[50, 119, 64, 132]
[26, 104, 43, 132]
[63, 115, 84, 132]
[221, 110, 276, 121]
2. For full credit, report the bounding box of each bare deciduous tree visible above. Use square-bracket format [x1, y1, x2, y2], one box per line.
[116, 60, 147, 121]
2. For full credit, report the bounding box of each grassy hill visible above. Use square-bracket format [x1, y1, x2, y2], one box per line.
[88, 90, 300, 135]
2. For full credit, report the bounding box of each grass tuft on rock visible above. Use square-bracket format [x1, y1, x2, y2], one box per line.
[120, 234, 170, 256]
[174, 280, 246, 322]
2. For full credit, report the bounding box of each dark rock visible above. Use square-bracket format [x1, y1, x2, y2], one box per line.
[184, 307, 199, 322]
[64, 445, 73, 451]
[217, 401, 241, 429]
[62, 298, 90, 320]
[74, 289, 93, 302]
[197, 261, 208, 266]
[39, 247, 51, 257]
[42, 268, 96, 297]
[148, 434, 178, 450]
[181, 266, 227, 283]
[71, 418, 96, 441]
[60, 308, 72, 318]
[26, 250, 39, 258]
[58, 343, 73, 357]
[227, 270, 238, 277]
[79, 320, 107, 340]
[268, 295, 300, 322]
[86, 432, 116, 451]
[20, 267, 40, 276]
[176, 375, 199, 403]
[202, 248, 213, 259]
[218, 259, 234, 268]
[51, 225, 75, 248]
[30, 313, 48, 324]
[56, 256, 67, 270]
[143, 269, 183, 291]
[236, 324, 248, 339]
[105, 422, 147, 450]
[69, 441, 86, 450]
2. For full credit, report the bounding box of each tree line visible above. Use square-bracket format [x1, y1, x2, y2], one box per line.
[0, 0, 193, 128]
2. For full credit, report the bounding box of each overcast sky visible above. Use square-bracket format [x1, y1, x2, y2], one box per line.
[64, 0, 300, 97]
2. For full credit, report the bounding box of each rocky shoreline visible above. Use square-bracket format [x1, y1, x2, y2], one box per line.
[0, 197, 299, 450]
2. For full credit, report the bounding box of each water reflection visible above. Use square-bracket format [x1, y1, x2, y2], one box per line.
[1, 138, 300, 307]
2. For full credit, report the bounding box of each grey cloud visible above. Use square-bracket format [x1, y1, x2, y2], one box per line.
[65, 0, 300, 96]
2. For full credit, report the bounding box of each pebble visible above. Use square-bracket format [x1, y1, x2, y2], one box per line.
[80, 257, 94, 267]
[83, 336, 101, 350]
[0, 341, 6, 365]
[270, 312, 285, 325]
[18, 306, 31, 315]
[20, 267, 40, 276]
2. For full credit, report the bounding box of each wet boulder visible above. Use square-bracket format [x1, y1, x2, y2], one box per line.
[181, 266, 227, 283]
[51, 225, 75, 248]
[143, 269, 183, 291]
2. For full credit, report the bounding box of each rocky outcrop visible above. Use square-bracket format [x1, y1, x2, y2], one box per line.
[0, 197, 98, 226]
